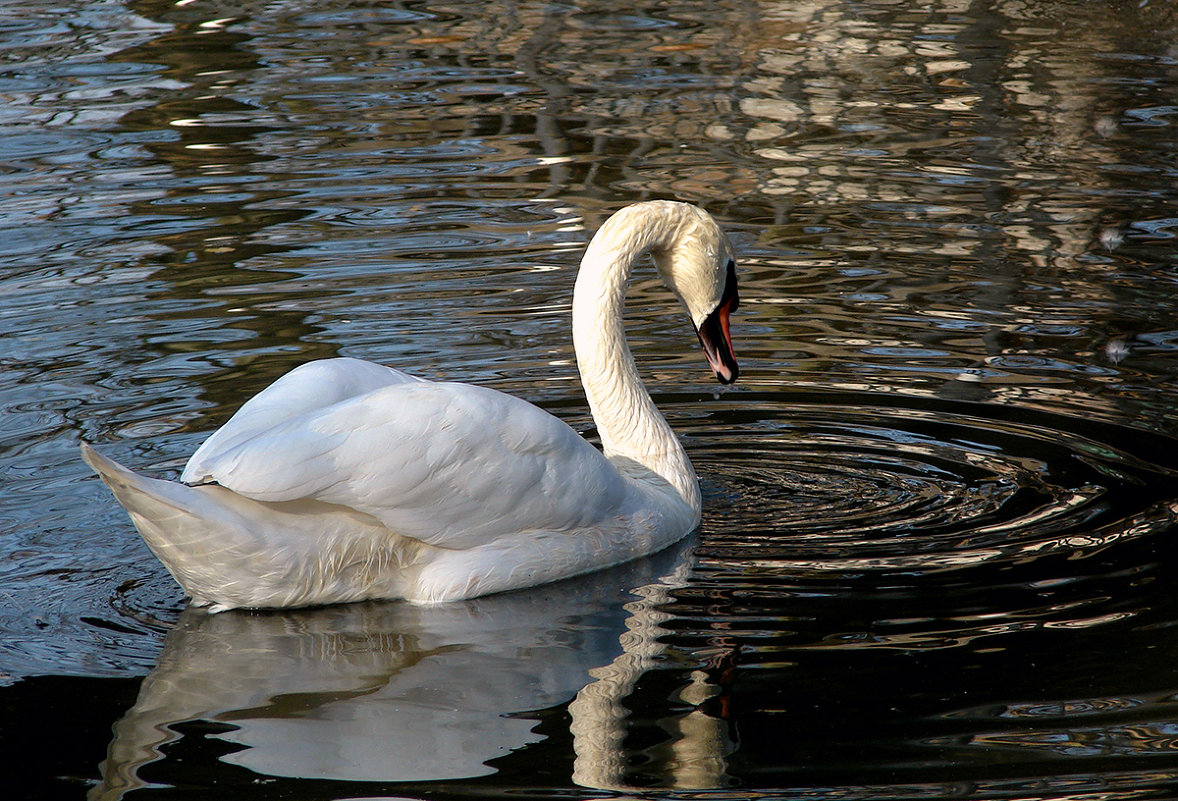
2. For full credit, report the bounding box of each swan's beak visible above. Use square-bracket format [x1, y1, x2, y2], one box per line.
[696, 262, 740, 385]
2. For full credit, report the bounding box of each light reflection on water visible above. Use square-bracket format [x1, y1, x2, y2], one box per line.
[3, 0, 1178, 799]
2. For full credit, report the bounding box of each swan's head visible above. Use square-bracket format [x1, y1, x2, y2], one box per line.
[645, 203, 741, 385]
[580, 200, 741, 385]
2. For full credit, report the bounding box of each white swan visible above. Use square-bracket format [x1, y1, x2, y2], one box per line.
[81, 200, 739, 610]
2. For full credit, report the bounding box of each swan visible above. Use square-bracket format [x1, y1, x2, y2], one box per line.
[81, 200, 740, 610]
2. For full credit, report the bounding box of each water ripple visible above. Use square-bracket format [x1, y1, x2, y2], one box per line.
[689, 393, 1178, 577]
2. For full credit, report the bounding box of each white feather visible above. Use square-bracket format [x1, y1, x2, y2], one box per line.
[82, 201, 738, 609]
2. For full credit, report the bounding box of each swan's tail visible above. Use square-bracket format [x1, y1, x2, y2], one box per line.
[80, 443, 418, 611]
[82, 442, 201, 522]
[81, 442, 250, 609]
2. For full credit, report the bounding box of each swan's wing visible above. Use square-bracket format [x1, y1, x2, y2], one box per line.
[187, 380, 630, 550]
[182, 358, 423, 485]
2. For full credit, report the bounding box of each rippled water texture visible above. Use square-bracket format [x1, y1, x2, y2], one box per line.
[3, 0, 1178, 799]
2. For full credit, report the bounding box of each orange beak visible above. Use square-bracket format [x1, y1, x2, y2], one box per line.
[696, 261, 739, 385]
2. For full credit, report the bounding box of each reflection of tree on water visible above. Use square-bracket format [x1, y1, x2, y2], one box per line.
[204, 0, 1176, 427]
[89, 537, 736, 798]
[111, 1, 337, 427]
[104, 0, 1178, 436]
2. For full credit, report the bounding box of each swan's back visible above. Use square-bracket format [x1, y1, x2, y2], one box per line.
[183, 358, 423, 484]
[186, 367, 641, 549]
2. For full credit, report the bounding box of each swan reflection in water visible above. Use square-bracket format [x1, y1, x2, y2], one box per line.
[91, 539, 734, 798]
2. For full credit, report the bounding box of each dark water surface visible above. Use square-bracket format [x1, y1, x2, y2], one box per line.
[3, 0, 1178, 798]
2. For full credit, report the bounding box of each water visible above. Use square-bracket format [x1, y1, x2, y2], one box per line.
[2, 0, 1178, 797]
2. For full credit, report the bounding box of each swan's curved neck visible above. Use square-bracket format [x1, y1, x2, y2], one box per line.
[572, 208, 700, 513]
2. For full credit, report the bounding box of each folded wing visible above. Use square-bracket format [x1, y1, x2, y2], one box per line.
[181, 359, 629, 550]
